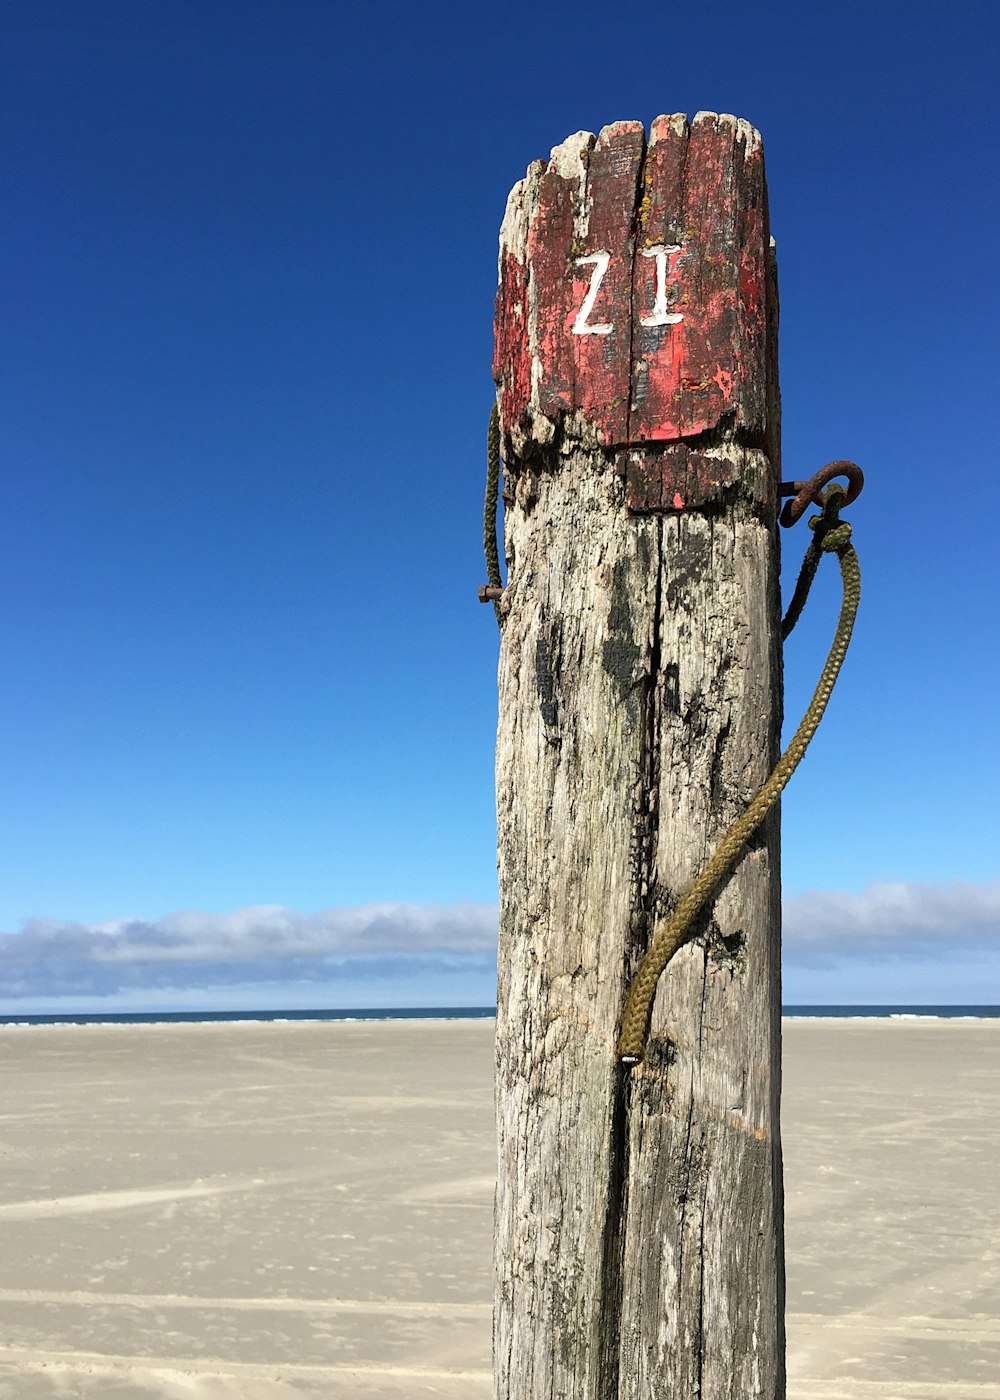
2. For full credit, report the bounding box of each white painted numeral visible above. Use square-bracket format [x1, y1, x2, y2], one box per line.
[639, 244, 683, 327]
[570, 247, 685, 335]
[571, 252, 613, 335]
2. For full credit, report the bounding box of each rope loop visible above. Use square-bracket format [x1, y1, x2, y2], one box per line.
[815, 519, 853, 552]
[618, 473, 862, 1064]
[808, 484, 853, 553]
[474, 408, 863, 1065]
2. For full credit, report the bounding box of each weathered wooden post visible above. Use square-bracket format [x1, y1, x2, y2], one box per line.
[492, 113, 784, 1397]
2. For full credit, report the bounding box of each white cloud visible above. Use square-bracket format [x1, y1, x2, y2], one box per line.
[783, 879, 1000, 957]
[2, 880, 998, 1004]
[0, 902, 498, 999]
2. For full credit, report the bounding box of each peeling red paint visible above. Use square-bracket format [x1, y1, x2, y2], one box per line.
[630, 117, 770, 446]
[569, 123, 644, 442]
[493, 249, 531, 434]
[494, 114, 773, 502]
[527, 157, 579, 426]
[621, 447, 731, 513]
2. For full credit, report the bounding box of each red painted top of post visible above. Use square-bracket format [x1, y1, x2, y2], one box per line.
[494, 113, 771, 460]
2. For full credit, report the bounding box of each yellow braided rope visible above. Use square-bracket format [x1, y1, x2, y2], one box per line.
[618, 491, 861, 1063]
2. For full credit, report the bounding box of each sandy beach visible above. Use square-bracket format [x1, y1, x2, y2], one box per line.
[0, 1017, 997, 1399]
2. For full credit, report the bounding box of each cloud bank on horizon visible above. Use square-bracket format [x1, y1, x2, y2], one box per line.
[1, 881, 999, 1004]
[782, 880, 1000, 958]
[0, 902, 497, 1000]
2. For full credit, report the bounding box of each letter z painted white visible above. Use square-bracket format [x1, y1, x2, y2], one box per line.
[571, 252, 613, 335]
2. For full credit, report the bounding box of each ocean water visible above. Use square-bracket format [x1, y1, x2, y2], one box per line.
[0, 1007, 497, 1027]
[1, 1005, 998, 1027]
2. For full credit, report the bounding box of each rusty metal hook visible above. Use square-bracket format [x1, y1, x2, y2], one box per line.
[779, 461, 864, 528]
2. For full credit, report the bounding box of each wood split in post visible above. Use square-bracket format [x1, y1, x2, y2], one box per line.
[493, 112, 784, 1400]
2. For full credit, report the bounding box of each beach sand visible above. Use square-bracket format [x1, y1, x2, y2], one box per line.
[0, 1017, 997, 1399]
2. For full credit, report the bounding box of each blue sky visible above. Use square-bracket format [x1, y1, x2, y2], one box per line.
[1, 0, 997, 1011]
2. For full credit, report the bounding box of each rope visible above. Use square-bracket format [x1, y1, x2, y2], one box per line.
[479, 415, 860, 1062]
[484, 405, 503, 625]
[618, 486, 861, 1063]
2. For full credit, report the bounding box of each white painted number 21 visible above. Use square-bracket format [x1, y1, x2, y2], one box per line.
[571, 245, 683, 336]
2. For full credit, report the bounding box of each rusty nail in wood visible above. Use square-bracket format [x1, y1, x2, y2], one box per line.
[479, 585, 504, 603]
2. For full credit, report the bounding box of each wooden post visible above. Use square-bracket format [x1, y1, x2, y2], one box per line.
[492, 114, 784, 1398]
